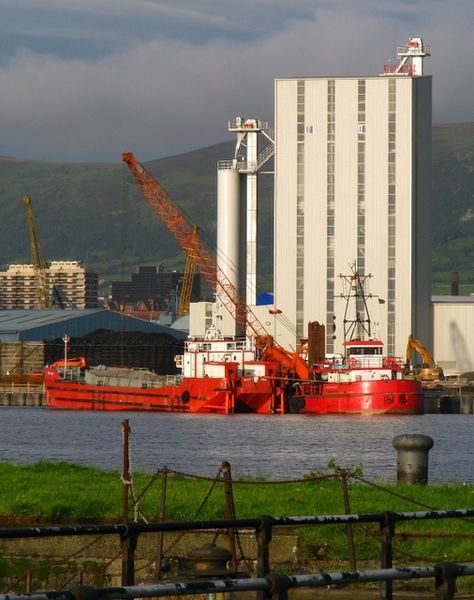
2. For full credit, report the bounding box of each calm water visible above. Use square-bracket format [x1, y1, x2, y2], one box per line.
[1, 407, 473, 483]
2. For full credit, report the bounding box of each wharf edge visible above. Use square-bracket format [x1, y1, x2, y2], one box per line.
[1, 382, 474, 413]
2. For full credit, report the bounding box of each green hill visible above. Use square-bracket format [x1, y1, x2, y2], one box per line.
[0, 144, 231, 291]
[431, 123, 474, 294]
[0, 123, 472, 295]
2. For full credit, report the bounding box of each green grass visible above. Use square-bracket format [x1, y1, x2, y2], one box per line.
[1, 461, 473, 574]
[2, 461, 472, 521]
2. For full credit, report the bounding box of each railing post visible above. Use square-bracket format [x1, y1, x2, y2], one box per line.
[121, 420, 132, 585]
[340, 472, 357, 570]
[256, 516, 275, 600]
[121, 522, 139, 586]
[265, 573, 291, 600]
[379, 512, 395, 600]
[25, 571, 32, 593]
[435, 562, 460, 599]
[221, 461, 238, 571]
[155, 467, 168, 579]
[122, 420, 131, 522]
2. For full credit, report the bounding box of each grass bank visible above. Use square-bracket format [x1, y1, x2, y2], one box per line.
[1, 461, 473, 583]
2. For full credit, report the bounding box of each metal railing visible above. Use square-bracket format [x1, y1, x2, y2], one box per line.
[1, 509, 474, 599]
[2, 565, 474, 600]
[2, 564, 474, 600]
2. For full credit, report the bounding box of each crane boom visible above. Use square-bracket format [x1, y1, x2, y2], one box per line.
[121, 152, 268, 339]
[23, 195, 51, 309]
[177, 225, 199, 318]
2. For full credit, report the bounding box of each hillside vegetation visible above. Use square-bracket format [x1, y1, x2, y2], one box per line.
[431, 123, 474, 293]
[0, 123, 472, 295]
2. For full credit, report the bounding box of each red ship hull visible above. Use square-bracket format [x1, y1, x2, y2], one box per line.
[294, 379, 424, 415]
[45, 373, 284, 414]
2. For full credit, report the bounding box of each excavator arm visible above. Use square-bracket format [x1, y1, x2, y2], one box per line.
[405, 335, 443, 381]
[405, 334, 435, 368]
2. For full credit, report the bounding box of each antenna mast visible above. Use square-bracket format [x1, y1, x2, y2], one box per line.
[339, 263, 375, 341]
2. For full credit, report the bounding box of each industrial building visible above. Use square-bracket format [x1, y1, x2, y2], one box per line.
[192, 39, 433, 360]
[182, 37, 474, 378]
[432, 296, 474, 375]
[273, 39, 432, 357]
[0, 309, 186, 379]
[0, 309, 187, 342]
[0, 261, 98, 309]
[111, 264, 201, 314]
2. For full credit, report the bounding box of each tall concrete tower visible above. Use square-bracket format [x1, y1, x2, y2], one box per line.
[273, 38, 432, 356]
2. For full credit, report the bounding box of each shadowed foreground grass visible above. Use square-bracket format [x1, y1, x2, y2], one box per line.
[0, 461, 473, 579]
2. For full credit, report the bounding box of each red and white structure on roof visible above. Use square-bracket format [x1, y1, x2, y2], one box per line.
[382, 37, 431, 76]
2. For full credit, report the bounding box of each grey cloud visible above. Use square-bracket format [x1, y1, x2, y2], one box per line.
[0, 0, 472, 162]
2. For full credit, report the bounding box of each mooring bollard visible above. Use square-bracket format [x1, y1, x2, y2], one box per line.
[166, 542, 248, 599]
[393, 434, 434, 484]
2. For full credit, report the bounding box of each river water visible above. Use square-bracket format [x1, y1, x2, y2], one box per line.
[1, 408, 473, 483]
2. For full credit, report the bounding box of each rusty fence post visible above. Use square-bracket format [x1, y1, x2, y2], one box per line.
[121, 419, 131, 586]
[121, 522, 139, 586]
[256, 516, 274, 600]
[122, 419, 131, 521]
[340, 472, 357, 570]
[221, 461, 238, 571]
[265, 572, 291, 600]
[379, 512, 395, 600]
[25, 571, 32, 593]
[155, 467, 168, 579]
[434, 562, 460, 600]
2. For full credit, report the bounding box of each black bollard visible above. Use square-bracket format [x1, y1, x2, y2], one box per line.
[393, 434, 433, 484]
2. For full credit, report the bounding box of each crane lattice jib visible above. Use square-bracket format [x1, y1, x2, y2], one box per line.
[23, 195, 51, 309]
[121, 152, 267, 339]
[177, 226, 199, 318]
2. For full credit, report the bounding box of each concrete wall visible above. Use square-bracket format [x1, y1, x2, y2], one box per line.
[0, 530, 298, 590]
[433, 298, 474, 374]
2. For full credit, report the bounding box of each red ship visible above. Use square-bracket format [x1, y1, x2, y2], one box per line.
[44, 335, 290, 414]
[42, 152, 296, 414]
[44, 329, 423, 416]
[287, 266, 424, 415]
[288, 338, 424, 415]
[44, 263, 424, 416]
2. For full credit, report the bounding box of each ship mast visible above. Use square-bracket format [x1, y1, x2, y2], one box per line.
[338, 262, 375, 341]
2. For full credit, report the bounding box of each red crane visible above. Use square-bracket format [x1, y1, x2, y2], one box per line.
[176, 225, 199, 318]
[121, 152, 270, 341]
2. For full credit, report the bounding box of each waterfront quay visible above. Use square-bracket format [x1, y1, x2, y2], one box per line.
[2, 381, 474, 413]
[0, 383, 43, 407]
[422, 378, 474, 413]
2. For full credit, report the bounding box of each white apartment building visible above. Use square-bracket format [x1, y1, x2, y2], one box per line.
[0, 261, 98, 309]
[273, 73, 432, 357]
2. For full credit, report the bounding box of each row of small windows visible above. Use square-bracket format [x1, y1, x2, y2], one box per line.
[326, 79, 336, 351]
[296, 80, 306, 337]
[296, 123, 370, 135]
[357, 79, 367, 319]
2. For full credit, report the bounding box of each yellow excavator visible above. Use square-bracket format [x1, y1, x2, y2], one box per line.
[405, 335, 444, 381]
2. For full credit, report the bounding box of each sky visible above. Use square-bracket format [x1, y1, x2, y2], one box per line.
[0, 0, 473, 163]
